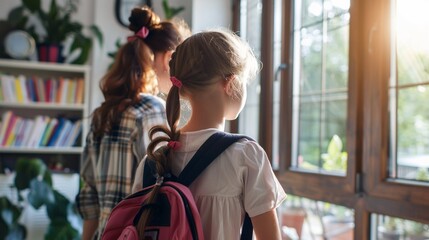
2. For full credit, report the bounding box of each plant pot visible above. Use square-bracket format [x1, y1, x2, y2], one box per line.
[281, 207, 306, 239]
[378, 226, 404, 240]
[37, 43, 64, 63]
[406, 234, 429, 240]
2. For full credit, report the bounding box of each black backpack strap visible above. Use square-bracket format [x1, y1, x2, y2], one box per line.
[142, 158, 156, 188]
[241, 213, 253, 240]
[177, 132, 251, 186]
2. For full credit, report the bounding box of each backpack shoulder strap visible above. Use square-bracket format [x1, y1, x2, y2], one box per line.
[142, 158, 156, 188]
[178, 132, 252, 186]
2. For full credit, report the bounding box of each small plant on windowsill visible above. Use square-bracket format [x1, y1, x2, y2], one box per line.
[280, 195, 306, 239]
[321, 134, 348, 172]
[378, 216, 404, 240]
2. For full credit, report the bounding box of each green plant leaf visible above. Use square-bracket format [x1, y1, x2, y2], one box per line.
[45, 219, 79, 240]
[69, 34, 92, 64]
[22, 0, 41, 13]
[89, 25, 103, 47]
[46, 190, 70, 221]
[162, 0, 185, 19]
[327, 135, 342, 156]
[14, 158, 47, 191]
[0, 196, 25, 240]
[28, 179, 55, 209]
[0, 197, 22, 226]
[322, 135, 347, 171]
[7, 6, 25, 27]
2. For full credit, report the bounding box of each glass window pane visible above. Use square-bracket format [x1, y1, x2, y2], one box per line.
[389, 0, 429, 182]
[292, 0, 350, 175]
[326, 19, 349, 90]
[297, 95, 321, 169]
[300, 0, 323, 27]
[371, 214, 429, 240]
[239, 0, 262, 141]
[279, 195, 354, 239]
[295, 94, 348, 173]
[300, 24, 323, 93]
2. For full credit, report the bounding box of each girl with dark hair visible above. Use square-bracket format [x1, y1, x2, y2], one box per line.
[132, 29, 286, 240]
[76, 7, 187, 240]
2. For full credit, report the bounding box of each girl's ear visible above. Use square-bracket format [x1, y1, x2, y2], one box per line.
[163, 50, 174, 71]
[224, 75, 236, 96]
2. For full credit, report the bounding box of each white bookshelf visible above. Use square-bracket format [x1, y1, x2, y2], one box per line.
[0, 59, 90, 172]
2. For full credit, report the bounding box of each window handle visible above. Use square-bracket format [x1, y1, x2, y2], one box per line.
[274, 63, 287, 81]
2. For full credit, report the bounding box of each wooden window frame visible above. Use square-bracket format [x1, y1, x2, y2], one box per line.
[233, 0, 429, 238]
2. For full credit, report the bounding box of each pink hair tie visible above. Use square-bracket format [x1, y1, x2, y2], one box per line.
[127, 26, 150, 42]
[167, 141, 181, 150]
[170, 76, 182, 88]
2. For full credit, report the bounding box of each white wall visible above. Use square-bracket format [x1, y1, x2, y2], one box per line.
[0, 0, 232, 112]
[192, 0, 232, 33]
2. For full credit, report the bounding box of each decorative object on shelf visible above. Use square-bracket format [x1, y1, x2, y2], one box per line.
[7, 0, 103, 64]
[3, 30, 36, 60]
[115, 0, 152, 27]
[0, 158, 82, 239]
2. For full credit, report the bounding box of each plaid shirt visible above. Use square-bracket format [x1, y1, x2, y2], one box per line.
[76, 94, 166, 238]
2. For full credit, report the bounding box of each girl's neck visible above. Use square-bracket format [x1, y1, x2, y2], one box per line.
[180, 88, 226, 133]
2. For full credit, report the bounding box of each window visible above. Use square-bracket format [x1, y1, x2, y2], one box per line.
[237, 0, 429, 238]
[238, 0, 263, 141]
[291, 0, 350, 174]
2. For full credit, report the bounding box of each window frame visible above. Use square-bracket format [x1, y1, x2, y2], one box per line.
[235, 0, 429, 238]
[361, 0, 429, 223]
[276, 0, 357, 205]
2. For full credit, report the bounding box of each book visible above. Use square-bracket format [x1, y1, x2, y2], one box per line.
[0, 111, 14, 145]
[26, 115, 47, 147]
[21, 119, 35, 146]
[18, 75, 29, 103]
[9, 117, 23, 146]
[2, 113, 18, 146]
[47, 118, 64, 146]
[75, 78, 84, 104]
[40, 118, 58, 146]
[66, 120, 82, 146]
[55, 119, 73, 147]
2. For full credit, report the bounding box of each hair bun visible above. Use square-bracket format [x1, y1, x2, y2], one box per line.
[128, 7, 160, 33]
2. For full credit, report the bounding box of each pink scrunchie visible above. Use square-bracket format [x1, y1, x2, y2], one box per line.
[167, 141, 181, 150]
[127, 26, 149, 42]
[170, 76, 182, 88]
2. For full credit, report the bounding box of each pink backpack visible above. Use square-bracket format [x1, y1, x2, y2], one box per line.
[101, 132, 253, 240]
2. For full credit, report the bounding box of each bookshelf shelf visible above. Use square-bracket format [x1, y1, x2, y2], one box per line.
[0, 146, 83, 154]
[0, 102, 85, 110]
[0, 59, 90, 173]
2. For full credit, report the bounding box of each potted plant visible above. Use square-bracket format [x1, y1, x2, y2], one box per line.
[378, 216, 404, 240]
[404, 220, 429, 240]
[321, 134, 348, 172]
[280, 195, 306, 239]
[0, 158, 82, 240]
[8, 0, 102, 64]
